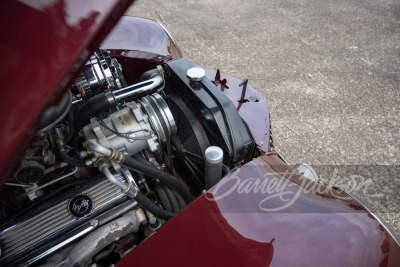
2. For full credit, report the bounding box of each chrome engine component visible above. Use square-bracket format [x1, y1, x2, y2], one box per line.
[82, 92, 176, 161]
[109, 74, 165, 105]
[140, 93, 177, 143]
[73, 50, 127, 99]
[204, 146, 224, 190]
[0, 169, 137, 266]
[186, 67, 206, 82]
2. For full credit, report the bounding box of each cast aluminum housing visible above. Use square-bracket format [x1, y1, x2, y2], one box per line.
[82, 93, 176, 162]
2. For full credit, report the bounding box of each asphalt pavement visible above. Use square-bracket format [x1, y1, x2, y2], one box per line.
[126, 0, 400, 236]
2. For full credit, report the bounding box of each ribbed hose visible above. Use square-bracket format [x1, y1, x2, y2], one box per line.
[121, 156, 194, 204]
[75, 93, 110, 129]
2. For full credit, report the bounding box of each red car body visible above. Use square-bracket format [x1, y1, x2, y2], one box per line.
[0, 1, 399, 266]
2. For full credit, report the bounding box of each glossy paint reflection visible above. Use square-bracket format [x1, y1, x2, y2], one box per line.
[120, 153, 400, 266]
[119, 197, 277, 267]
[100, 16, 183, 84]
[0, 0, 133, 183]
[101, 16, 171, 57]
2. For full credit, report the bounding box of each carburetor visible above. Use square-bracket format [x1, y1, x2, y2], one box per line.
[83, 93, 176, 166]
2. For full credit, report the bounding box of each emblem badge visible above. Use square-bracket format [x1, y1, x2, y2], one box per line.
[68, 195, 93, 218]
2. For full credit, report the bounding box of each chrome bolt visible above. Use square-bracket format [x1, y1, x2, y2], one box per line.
[90, 219, 99, 227]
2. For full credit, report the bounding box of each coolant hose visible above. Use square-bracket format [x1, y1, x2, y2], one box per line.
[86, 141, 194, 204]
[65, 110, 75, 144]
[75, 93, 110, 129]
[152, 181, 173, 212]
[164, 186, 180, 212]
[170, 186, 187, 210]
[59, 149, 87, 167]
[121, 156, 195, 204]
[102, 167, 175, 220]
[135, 190, 175, 220]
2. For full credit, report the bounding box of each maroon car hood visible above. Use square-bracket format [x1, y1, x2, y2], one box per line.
[119, 153, 400, 266]
[0, 0, 134, 183]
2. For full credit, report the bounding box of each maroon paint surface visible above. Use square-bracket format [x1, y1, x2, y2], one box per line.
[0, 0, 133, 184]
[101, 16, 183, 84]
[120, 153, 399, 266]
[101, 16, 182, 60]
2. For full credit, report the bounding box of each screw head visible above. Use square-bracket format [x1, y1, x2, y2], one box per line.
[187, 67, 206, 82]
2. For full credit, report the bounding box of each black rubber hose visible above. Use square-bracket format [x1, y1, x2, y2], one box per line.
[48, 132, 56, 152]
[66, 110, 75, 144]
[170, 186, 186, 210]
[135, 154, 185, 211]
[164, 185, 180, 212]
[134, 154, 152, 165]
[139, 68, 160, 82]
[152, 181, 172, 212]
[75, 93, 110, 129]
[134, 190, 175, 220]
[59, 150, 87, 167]
[121, 156, 194, 204]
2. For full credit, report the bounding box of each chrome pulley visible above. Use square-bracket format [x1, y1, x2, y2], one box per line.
[140, 93, 177, 143]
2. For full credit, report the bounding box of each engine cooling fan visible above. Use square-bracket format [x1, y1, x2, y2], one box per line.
[165, 94, 210, 193]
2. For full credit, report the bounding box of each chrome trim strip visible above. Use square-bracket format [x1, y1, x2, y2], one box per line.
[156, 20, 184, 57]
[337, 188, 400, 247]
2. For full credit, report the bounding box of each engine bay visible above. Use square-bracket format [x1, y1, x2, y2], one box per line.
[0, 50, 257, 266]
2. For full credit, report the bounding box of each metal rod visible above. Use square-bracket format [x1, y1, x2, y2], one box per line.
[72, 75, 164, 107]
[102, 167, 127, 191]
[5, 183, 30, 188]
[28, 167, 78, 193]
[86, 140, 112, 157]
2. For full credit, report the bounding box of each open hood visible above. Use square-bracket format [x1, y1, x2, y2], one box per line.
[0, 0, 134, 182]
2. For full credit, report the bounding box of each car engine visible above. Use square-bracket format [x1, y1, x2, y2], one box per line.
[0, 50, 255, 266]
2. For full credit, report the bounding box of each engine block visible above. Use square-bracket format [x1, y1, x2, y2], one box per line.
[0, 169, 137, 266]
